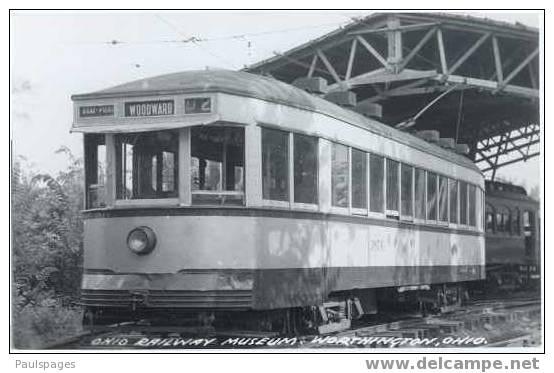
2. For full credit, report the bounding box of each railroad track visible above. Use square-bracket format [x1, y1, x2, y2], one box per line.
[305, 297, 541, 349]
[45, 296, 541, 350]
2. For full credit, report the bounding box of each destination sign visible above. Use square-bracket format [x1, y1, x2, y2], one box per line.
[185, 97, 211, 114]
[79, 105, 114, 117]
[125, 100, 174, 117]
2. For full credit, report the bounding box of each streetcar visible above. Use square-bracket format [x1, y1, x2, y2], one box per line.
[484, 180, 540, 289]
[71, 70, 485, 332]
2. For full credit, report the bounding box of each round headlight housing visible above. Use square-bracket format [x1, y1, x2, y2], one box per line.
[127, 226, 156, 255]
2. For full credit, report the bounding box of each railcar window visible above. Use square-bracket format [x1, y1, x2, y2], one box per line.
[496, 212, 504, 232]
[191, 126, 244, 205]
[438, 175, 448, 222]
[513, 208, 521, 235]
[476, 188, 483, 231]
[386, 159, 400, 215]
[332, 143, 349, 208]
[427, 172, 437, 221]
[503, 210, 511, 233]
[115, 130, 178, 200]
[486, 211, 494, 232]
[400, 164, 413, 217]
[449, 179, 458, 224]
[351, 148, 367, 210]
[293, 134, 318, 204]
[459, 181, 468, 225]
[84, 134, 107, 208]
[414, 168, 425, 219]
[468, 184, 476, 227]
[523, 210, 534, 236]
[262, 128, 289, 201]
[496, 208, 510, 232]
[369, 154, 384, 213]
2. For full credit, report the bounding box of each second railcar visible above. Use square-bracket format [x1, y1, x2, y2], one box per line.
[485, 180, 540, 288]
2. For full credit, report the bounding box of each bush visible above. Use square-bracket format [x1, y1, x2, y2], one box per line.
[11, 149, 85, 348]
[12, 295, 83, 349]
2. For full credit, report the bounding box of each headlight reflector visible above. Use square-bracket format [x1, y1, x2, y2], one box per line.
[127, 226, 156, 255]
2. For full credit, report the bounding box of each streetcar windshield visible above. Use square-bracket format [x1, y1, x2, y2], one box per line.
[115, 130, 179, 200]
[191, 126, 244, 205]
[84, 134, 107, 209]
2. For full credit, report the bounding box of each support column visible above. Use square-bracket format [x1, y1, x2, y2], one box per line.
[318, 138, 332, 213]
[245, 124, 262, 207]
[104, 134, 116, 207]
[179, 128, 191, 206]
[386, 16, 403, 73]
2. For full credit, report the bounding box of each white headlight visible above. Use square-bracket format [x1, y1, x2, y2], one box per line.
[127, 227, 156, 255]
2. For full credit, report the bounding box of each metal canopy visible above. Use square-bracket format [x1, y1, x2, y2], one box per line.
[244, 12, 540, 179]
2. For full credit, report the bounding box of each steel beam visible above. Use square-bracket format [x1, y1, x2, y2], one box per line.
[492, 36, 504, 83]
[356, 36, 390, 68]
[447, 32, 491, 75]
[476, 138, 540, 163]
[316, 49, 342, 85]
[348, 21, 439, 35]
[498, 47, 539, 89]
[398, 27, 437, 72]
[436, 28, 448, 74]
[481, 152, 539, 173]
[477, 128, 539, 152]
[272, 52, 336, 79]
[345, 38, 358, 80]
[307, 54, 318, 77]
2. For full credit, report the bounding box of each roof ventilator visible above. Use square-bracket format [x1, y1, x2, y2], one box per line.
[292, 77, 328, 94]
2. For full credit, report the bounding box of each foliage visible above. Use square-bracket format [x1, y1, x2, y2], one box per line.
[11, 296, 83, 349]
[12, 148, 85, 348]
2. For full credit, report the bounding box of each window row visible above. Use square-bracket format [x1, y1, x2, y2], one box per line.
[262, 128, 483, 228]
[85, 127, 484, 230]
[86, 128, 245, 207]
[485, 205, 536, 236]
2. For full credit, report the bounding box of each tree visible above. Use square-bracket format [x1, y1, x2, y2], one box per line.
[12, 148, 84, 307]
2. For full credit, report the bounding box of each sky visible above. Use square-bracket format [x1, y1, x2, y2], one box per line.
[10, 11, 542, 192]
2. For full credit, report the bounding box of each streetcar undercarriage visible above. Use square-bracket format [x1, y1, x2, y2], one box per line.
[82, 282, 473, 334]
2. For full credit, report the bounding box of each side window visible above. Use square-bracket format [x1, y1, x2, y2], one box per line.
[513, 208, 521, 235]
[475, 187, 484, 231]
[438, 175, 448, 222]
[191, 126, 244, 205]
[468, 184, 476, 227]
[414, 168, 426, 219]
[400, 164, 413, 218]
[293, 134, 318, 204]
[331, 143, 349, 208]
[523, 210, 535, 256]
[503, 208, 512, 233]
[523, 210, 535, 236]
[369, 154, 384, 213]
[459, 181, 468, 225]
[261, 128, 289, 201]
[486, 211, 495, 232]
[496, 211, 504, 232]
[449, 178, 458, 224]
[116, 130, 179, 200]
[386, 159, 400, 215]
[351, 148, 368, 210]
[85, 134, 107, 208]
[427, 172, 437, 221]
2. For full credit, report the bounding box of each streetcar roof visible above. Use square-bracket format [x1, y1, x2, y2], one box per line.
[72, 69, 480, 172]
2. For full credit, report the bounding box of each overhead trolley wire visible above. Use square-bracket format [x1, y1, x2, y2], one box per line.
[73, 19, 349, 47]
[154, 14, 241, 69]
